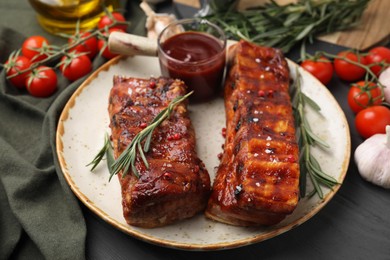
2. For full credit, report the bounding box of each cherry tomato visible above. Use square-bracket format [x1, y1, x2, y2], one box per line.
[355, 106, 390, 139]
[301, 56, 334, 85]
[334, 51, 367, 82]
[22, 36, 49, 62]
[347, 81, 383, 113]
[365, 46, 390, 76]
[68, 32, 98, 60]
[97, 12, 127, 31]
[98, 28, 124, 59]
[26, 66, 57, 97]
[60, 54, 92, 81]
[5, 55, 32, 89]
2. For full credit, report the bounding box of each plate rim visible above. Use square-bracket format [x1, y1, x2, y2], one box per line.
[56, 53, 351, 251]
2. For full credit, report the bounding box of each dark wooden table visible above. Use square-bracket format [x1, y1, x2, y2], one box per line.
[2, 1, 388, 259]
[84, 2, 390, 260]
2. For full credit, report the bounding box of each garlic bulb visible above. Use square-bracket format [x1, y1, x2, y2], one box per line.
[140, 1, 178, 39]
[354, 125, 390, 188]
[379, 67, 390, 103]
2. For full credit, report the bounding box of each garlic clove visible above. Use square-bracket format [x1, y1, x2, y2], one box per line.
[354, 125, 390, 188]
[379, 67, 390, 103]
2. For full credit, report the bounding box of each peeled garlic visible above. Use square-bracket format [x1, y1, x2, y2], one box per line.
[354, 125, 390, 188]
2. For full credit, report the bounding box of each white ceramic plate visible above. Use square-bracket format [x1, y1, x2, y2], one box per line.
[56, 53, 351, 250]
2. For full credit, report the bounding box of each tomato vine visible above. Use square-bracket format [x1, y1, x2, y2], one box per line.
[1, 11, 129, 96]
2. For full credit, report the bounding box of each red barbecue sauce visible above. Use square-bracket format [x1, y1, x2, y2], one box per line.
[159, 32, 226, 102]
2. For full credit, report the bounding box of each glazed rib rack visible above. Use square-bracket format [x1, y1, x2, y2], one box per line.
[109, 76, 211, 228]
[206, 41, 300, 226]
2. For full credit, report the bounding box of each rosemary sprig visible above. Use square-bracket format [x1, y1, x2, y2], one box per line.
[88, 91, 193, 181]
[199, 0, 369, 53]
[290, 69, 339, 198]
[111, 91, 192, 180]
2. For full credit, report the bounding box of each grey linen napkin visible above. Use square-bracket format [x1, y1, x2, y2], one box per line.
[0, 1, 146, 258]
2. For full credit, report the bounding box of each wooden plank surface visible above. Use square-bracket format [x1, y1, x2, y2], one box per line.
[173, 0, 390, 50]
[318, 0, 390, 50]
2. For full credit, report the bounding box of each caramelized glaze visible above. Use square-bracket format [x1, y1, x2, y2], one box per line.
[206, 41, 300, 226]
[109, 76, 210, 228]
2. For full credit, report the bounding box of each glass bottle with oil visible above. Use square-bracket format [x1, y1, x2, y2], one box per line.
[28, 0, 121, 35]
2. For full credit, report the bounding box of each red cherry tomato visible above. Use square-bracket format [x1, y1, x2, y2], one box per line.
[60, 54, 92, 81]
[301, 56, 334, 85]
[365, 46, 390, 76]
[347, 81, 383, 113]
[5, 55, 32, 89]
[355, 106, 390, 139]
[26, 66, 57, 97]
[97, 12, 127, 31]
[68, 31, 98, 60]
[98, 28, 124, 59]
[22, 36, 49, 62]
[334, 51, 367, 82]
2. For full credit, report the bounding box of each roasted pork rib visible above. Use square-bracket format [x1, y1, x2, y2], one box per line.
[109, 76, 210, 228]
[205, 40, 300, 226]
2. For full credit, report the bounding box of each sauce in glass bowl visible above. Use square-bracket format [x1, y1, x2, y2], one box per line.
[158, 19, 226, 102]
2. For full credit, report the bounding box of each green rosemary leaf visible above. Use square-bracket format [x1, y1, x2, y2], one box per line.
[305, 127, 330, 149]
[237, 31, 252, 42]
[301, 92, 321, 112]
[106, 137, 115, 175]
[304, 0, 313, 15]
[307, 166, 323, 199]
[262, 11, 284, 26]
[131, 157, 138, 178]
[110, 138, 135, 180]
[309, 160, 335, 185]
[143, 130, 153, 152]
[300, 40, 307, 62]
[300, 110, 316, 145]
[138, 142, 149, 169]
[295, 23, 315, 41]
[87, 133, 111, 171]
[253, 27, 290, 39]
[309, 155, 338, 184]
[320, 3, 327, 18]
[285, 12, 302, 27]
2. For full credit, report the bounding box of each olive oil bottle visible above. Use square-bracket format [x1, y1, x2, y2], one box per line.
[28, 0, 120, 34]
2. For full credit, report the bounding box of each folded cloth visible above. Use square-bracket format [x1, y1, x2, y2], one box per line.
[0, 1, 147, 257]
[0, 27, 108, 260]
